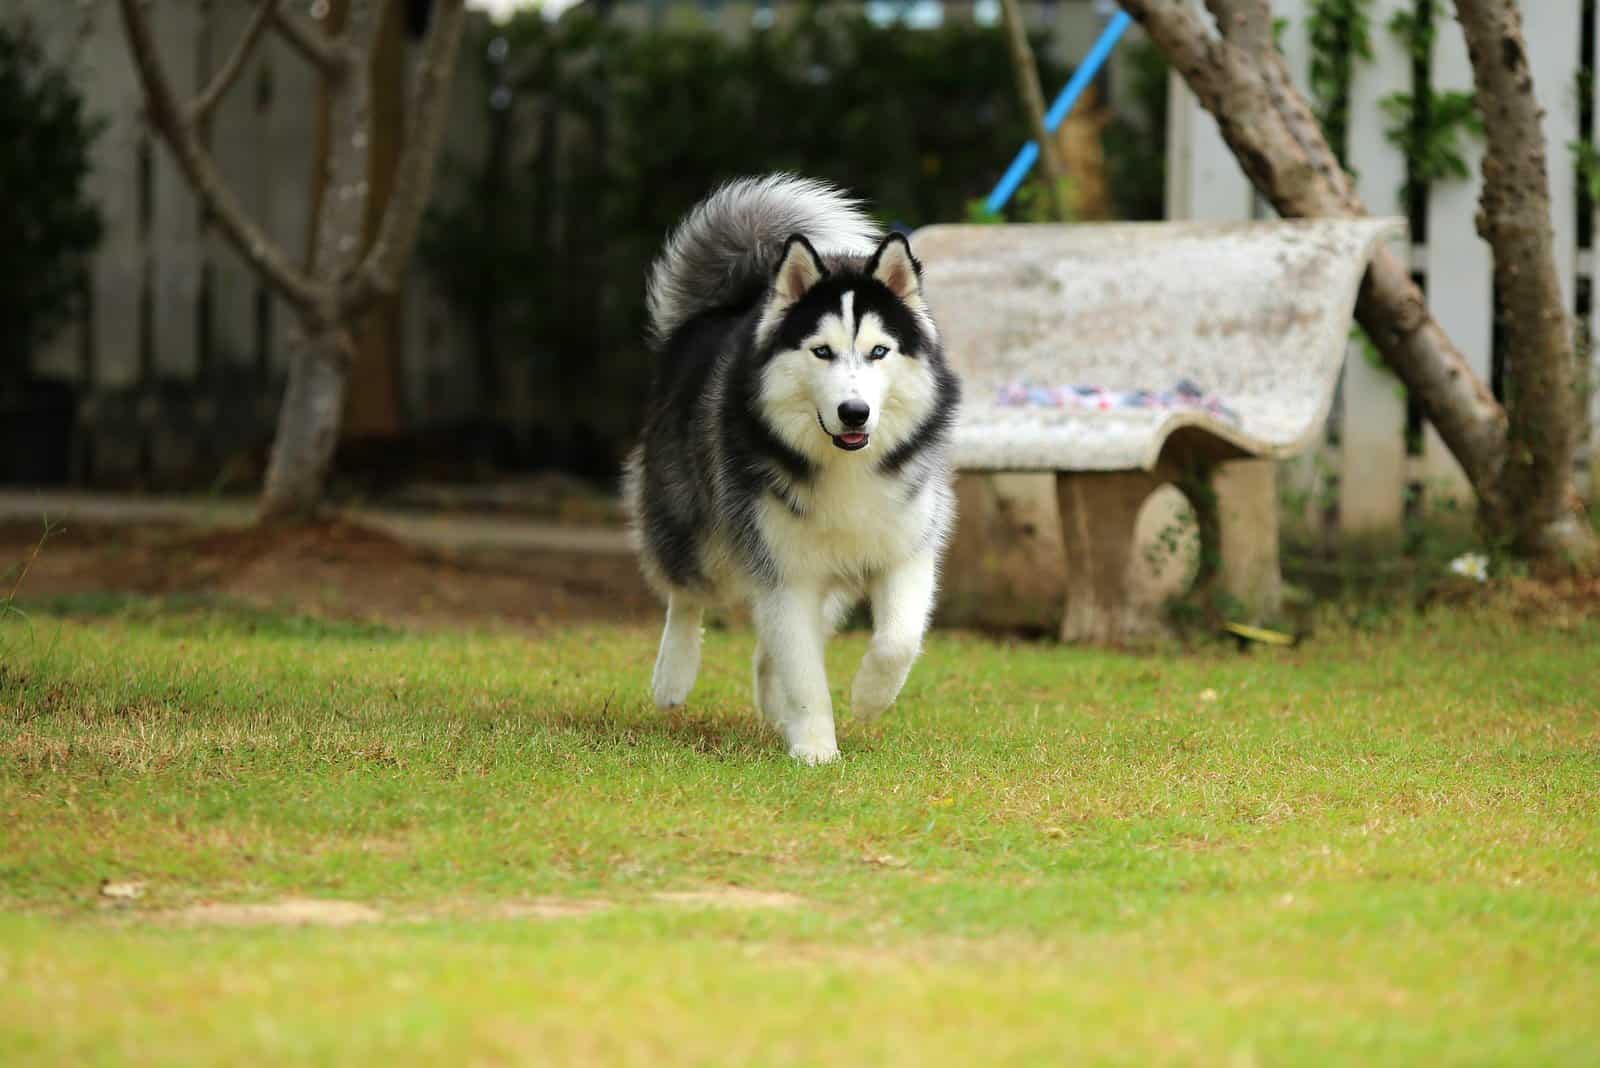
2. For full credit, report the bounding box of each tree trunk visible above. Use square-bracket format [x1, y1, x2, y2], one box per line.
[1453, 0, 1597, 567]
[259, 1, 379, 522]
[999, 0, 1069, 220]
[1117, 0, 1595, 567]
[259, 324, 355, 522]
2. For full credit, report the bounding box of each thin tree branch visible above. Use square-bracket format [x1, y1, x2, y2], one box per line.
[190, 0, 277, 127]
[117, 0, 326, 315]
[998, 0, 1069, 219]
[271, 2, 350, 80]
[1207, 0, 1271, 56]
[343, 0, 468, 313]
[1262, 49, 1360, 209]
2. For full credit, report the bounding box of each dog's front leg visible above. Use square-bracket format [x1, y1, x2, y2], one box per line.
[652, 594, 704, 709]
[752, 584, 837, 764]
[852, 547, 937, 721]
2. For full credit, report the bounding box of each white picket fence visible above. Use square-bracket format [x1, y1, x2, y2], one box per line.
[1166, 0, 1596, 536]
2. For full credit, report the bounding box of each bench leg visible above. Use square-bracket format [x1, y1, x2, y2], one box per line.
[1206, 459, 1283, 622]
[1055, 470, 1169, 643]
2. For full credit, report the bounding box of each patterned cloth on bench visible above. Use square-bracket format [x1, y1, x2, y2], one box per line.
[995, 378, 1241, 427]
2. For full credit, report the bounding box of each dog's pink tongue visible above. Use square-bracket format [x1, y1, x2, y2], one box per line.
[840, 432, 867, 446]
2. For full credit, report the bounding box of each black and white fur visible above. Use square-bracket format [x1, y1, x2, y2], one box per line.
[623, 175, 961, 764]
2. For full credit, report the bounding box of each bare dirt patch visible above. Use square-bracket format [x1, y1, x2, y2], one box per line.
[133, 888, 807, 928]
[453, 888, 810, 923]
[488, 898, 615, 920]
[161, 899, 385, 928]
[650, 887, 807, 910]
[0, 517, 656, 628]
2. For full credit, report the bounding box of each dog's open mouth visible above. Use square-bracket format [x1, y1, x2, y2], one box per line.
[833, 431, 869, 450]
[819, 412, 870, 451]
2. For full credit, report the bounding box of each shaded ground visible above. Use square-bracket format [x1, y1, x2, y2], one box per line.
[0, 516, 657, 629]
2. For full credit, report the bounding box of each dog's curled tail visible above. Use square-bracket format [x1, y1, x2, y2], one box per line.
[645, 174, 882, 347]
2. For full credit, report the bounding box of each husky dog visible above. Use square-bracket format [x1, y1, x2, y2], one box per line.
[623, 175, 961, 764]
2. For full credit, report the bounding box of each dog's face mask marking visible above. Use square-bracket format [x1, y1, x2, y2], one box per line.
[758, 234, 933, 459]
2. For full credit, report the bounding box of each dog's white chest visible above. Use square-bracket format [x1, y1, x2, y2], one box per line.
[758, 463, 936, 580]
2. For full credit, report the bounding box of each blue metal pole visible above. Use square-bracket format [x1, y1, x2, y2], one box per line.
[984, 9, 1134, 216]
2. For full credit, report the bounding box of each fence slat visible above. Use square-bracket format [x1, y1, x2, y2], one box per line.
[1270, 0, 1313, 222]
[1338, 0, 1411, 537]
[1165, 76, 1254, 220]
[1165, 5, 1252, 221]
[83, 4, 144, 392]
[1420, 10, 1489, 504]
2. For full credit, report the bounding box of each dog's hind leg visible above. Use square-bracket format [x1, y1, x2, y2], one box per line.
[752, 641, 784, 727]
[652, 594, 704, 709]
[752, 585, 838, 764]
[852, 546, 938, 721]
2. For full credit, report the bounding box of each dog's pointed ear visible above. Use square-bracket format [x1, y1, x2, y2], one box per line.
[867, 232, 923, 303]
[772, 234, 828, 305]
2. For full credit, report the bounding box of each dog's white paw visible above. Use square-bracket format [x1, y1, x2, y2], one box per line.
[786, 739, 840, 765]
[851, 673, 898, 721]
[851, 643, 916, 721]
[652, 661, 697, 709]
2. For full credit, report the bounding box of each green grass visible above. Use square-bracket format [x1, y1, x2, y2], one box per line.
[2, 597, 1598, 1064]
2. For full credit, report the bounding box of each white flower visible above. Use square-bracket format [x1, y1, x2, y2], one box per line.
[1447, 552, 1489, 582]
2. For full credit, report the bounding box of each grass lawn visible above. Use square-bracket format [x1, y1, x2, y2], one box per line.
[2, 596, 1597, 1064]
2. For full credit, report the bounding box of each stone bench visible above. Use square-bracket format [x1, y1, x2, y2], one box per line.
[912, 218, 1404, 641]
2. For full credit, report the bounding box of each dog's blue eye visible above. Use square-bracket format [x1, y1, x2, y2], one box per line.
[811, 345, 833, 360]
[869, 345, 890, 360]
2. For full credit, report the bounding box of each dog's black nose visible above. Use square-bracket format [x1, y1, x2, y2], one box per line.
[837, 400, 870, 428]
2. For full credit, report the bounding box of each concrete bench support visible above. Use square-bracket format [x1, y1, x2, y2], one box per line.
[1053, 458, 1280, 642]
[1055, 469, 1168, 643]
[1210, 458, 1282, 622]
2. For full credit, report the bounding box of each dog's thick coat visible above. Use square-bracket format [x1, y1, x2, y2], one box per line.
[624, 175, 961, 763]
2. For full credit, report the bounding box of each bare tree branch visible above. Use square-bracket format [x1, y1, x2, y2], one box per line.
[343, 0, 468, 312]
[271, 2, 350, 80]
[998, 0, 1069, 220]
[117, 0, 325, 315]
[190, 0, 277, 127]
[1261, 47, 1360, 206]
[1207, 0, 1272, 56]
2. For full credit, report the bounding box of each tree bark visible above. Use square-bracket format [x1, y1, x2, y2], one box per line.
[259, 326, 355, 520]
[1114, 0, 1600, 562]
[999, 0, 1069, 220]
[302, 0, 350, 271]
[259, 0, 380, 522]
[1453, 0, 1596, 566]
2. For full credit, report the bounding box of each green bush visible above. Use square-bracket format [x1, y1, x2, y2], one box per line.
[0, 22, 102, 389]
